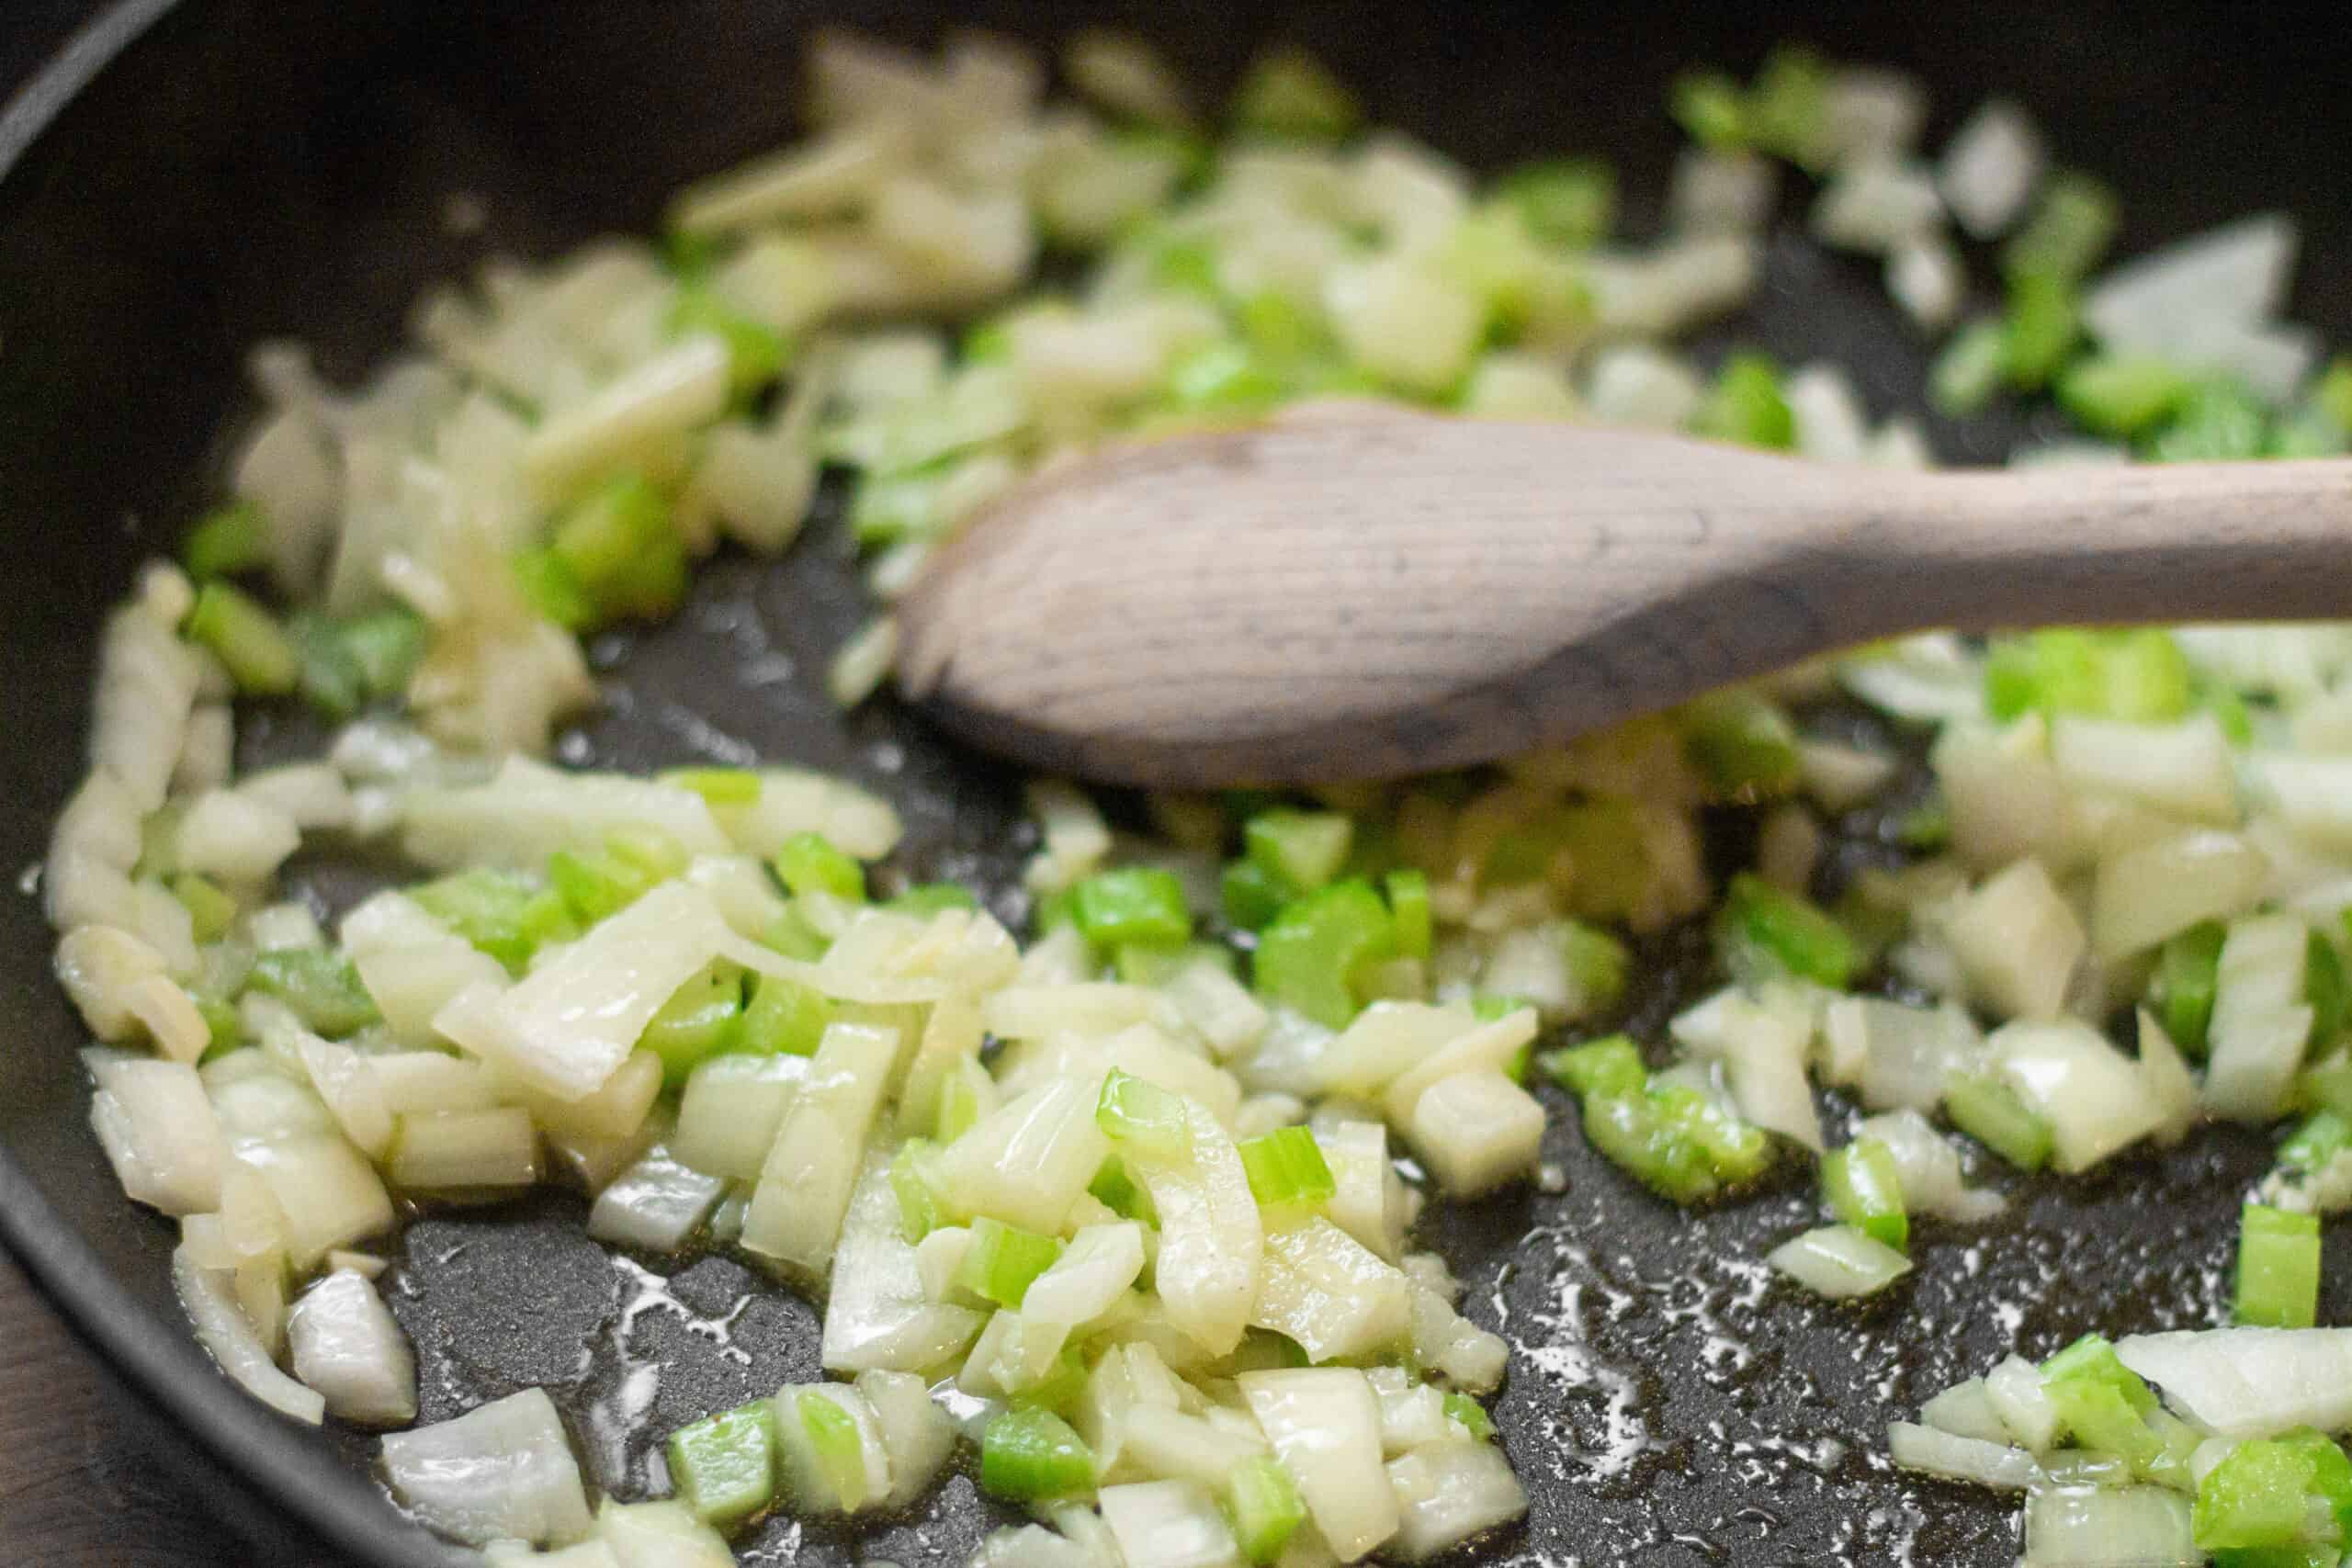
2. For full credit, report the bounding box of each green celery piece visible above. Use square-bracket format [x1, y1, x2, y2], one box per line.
[1931, 320, 2008, 417]
[511, 545, 597, 631]
[1484, 800, 1648, 919]
[2321, 358, 2352, 435]
[194, 991, 243, 1058]
[1943, 1069, 2053, 1171]
[2236, 1202, 2322, 1329]
[1114, 939, 1235, 987]
[666, 1403, 777, 1529]
[1669, 70, 1749, 150]
[1385, 869, 1432, 962]
[641, 964, 745, 1087]
[409, 867, 555, 974]
[1142, 233, 1222, 299]
[1894, 799, 1952, 852]
[1556, 919, 1631, 1014]
[978, 1408, 1096, 1501]
[664, 226, 720, 281]
[1238, 1126, 1337, 1209]
[2149, 920, 2227, 1058]
[1245, 809, 1354, 896]
[1032, 886, 1079, 939]
[245, 948, 379, 1036]
[183, 582, 300, 695]
[773, 831, 866, 903]
[1096, 1068, 1192, 1161]
[1442, 1391, 1496, 1441]
[551, 472, 688, 623]
[956, 1216, 1066, 1309]
[1715, 873, 1860, 989]
[886, 883, 978, 918]
[1237, 288, 1323, 360]
[284, 610, 367, 720]
[1542, 1034, 1646, 1100]
[2194, 1436, 2335, 1553]
[1657, 1088, 1774, 1186]
[1166, 343, 1287, 413]
[182, 500, 270, 581]
[1998, 271, 2079, 392]
[2306, 932, 2346, 1053]
[2146, 379, 2271, 463]
[1691, 352, 1795, 450]
[1747, 46, 1833, 168]
[2280, 1111, 2352, 1174]
[849, 469, 945, 548]
[1229, 45, 1359, 142]
[667, 285, 791, 399]
[1071, 866, 1193, 948]
[168, 874, 238, 943]
[1683, 691, 1802, 801]
[1492, 157, 1615, 248]
[934, 1057, 990, 1143]
[1822, 1136, 1908, 1252]
[2057, 355, 2195, 439]
[549, 828, 685, 926]
[797, 1393, 868, 1510]
[762, 903, 830, 961]
[1250, 878, 1396, 1029]
[1983, 628, 2191, 724]
[2003, 171, 2119, 283]
[2041, 1333, 2159, 1415]
[1088, 1156, 1154, 1224]
[1226, 1454, 1307, 1564]
[1009, 1350, 1091, 1416]
[890, 1139, 945, 1240]
[338, 607, 428, 701]
[2046, 1376, 2166, 1477]
[661, 766, 762, 807]
[1581, 1091, 1716, 1204]
[739, 972, 831, 1058]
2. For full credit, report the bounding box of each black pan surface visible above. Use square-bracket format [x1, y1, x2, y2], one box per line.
[2, 4, 2349, 1564]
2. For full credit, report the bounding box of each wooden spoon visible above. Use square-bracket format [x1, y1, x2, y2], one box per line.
[896, 401, 2352, 786]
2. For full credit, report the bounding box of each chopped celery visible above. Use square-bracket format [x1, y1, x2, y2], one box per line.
[1221, 858, 1291, 931]
[550, 473, 687, 624]
[1943, 1069, 2053, 1171]
[891, 1139, 945, 1239]
[1237, 289, 1323, 360]
[284, 611, 366, 718]
[337, 608, 428, 702]
[550, 829, 687, 926]
[1657, 1085, 1773, 1186]
[748, 973, 842, 1062]
[2194, 1431, 2352, 1554]
[1931, 320, 2008, 416]
[2307, 933, 2346, 1054]
[168, 874, 238, 943]
[1385, 869, 1432, 962]
[1230, 45, 1360, 142]
[1011, 1350, 1089, 1416]
[797, 1392, 867, 1508]
[641, 964, 745, 1086]
[2235, 1203, 2321, 1329]
[2148, 920, 2226, 1058]
[1493, 157, 1614, 248]
[2057, 355, 2195, 439]
[1245, 810, 1353, 896]
[1559, 920, 1632, 1014]
[1998, 271, 2079, 392]
[2145, 378, 2271, 463]
[661, 767, 763, 807]
[412, 867, 570, 974]
[1894, 800, 1951, 851]
[1114, 939, 1235, 987]
[885, 882, 978, 917]
[773, 832, 865, 902]
[1669, 70, 1749, 150]
[667, 286, 791, 398]
[1238, 1126, 1336, 1210]
[1165, 343, 1287, 413]
[2044, 1376, 2165, 1477]
[1822, 1136, 1908, 1252]
[2002, 171, 2119, 283]
[1715, 874, 1860, 989]
[2280, 1111, 2352, 1174]
[1096, 1068, 1192, 1162]
[183, 582, 300, 696]
[1683, 691, 1802, 801]
[2041, 1333, 2157, 1415]
[1071, 867, 1193, 948]
[1442, 1391, 1496, 1440]
[1486, 801, 1649, 918]
[1581, 1090, 1720, 1204]
[934, 1059, 989, 1142]
[1692, 352, 1796, 450]
[667, 1402, 776, 1529]
[1088, 1156, 1154, 1224]
[978, 1408, 1095, 1501]
[761, 904, 830, 961]
[956, 1217, 1066, 1308]
[1983, 628, 2191, 724]
[1225, 1454, 1306, 1564]
[182, 500, 269, 581]
[2321, 357, 2352, 434]
[511, 545, 596, 631]
[1251, 878, 1396, 1029]
[1747, 46, 1833, 168]
[246, 948, 380, 1036]
[1541, 1034, 1647, 1100]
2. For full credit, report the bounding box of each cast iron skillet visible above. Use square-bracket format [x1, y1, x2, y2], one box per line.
[3, 3, 2351, 1564]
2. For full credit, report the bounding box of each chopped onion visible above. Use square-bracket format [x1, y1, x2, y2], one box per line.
[1097, 1479, 1242, 1568]
[174, 1245, 323, 1424]
[399, 757, 727, 873]
[2089, 829, 2267, 964]
[1937, 99, 2042, 238]
[86, 1050, 224, 1216]
[1986, 1352, 2063, 1452]
[741, 1021, 901, 1280]
[933, 1075, 1110, 1236]
[1767, 1225, 1912, 1299]
[1403, 1071, 1544, 1197]
[1992, 1020, 2165, 1173]
[1918, 1378, 2011, 1445]
[1888, 1421, 2039, 1491]
[1670, 988, 1822, 1152]
[1238, 1369, 1397, 1562]
[587, 1146, 726, 1254]
[672, 1052, 811, 1181]
[1945, 859, 2085, 1022]
[1252, 1217, 1412, 1363]
[594, 1499, 734, 1568]
[2020, 1484, 2196, 1568]
[2114, 1327, 2352, 1439]
[1383, 1441, 1527, 1560]
[2082, 212, 2298, 365]
[1855, 1110, 2004, 1223]
[2204, 913, 2313, 1123]
[286, 1268, 416, 1426]
[825, 1151, 987, 1374]
[381, 1387, 593, 1547]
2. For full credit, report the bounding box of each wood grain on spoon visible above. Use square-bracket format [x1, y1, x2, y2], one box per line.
[897, 401, 2352, 786]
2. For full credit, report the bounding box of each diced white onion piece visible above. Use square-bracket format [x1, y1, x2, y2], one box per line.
[2116, 1327, 2352, 1439]
[239, 762, 355, 833]
[343, 892, 510, 1050]
[56, 924, 173, 1043]
[1825, 67, 1927, 166]
[90, 595, 201, 813]
[287, 1268, 416, 1426]
[1384, 1441, 1528, 1561]
[1945, 859, 2085, 1021]
[1797, 739, 1897, 813]
[1826, 995, 1982, 1113]
[594, 1498, 735, 1568]
[1986, 1353, 2063, 1452]
[2205, 913, 2314, 1122]
[1919, 1378, 2011, 1445]
[1131, 1100, 1261, 1358]
[1021, 1222, 1147, 1360]
[2136, 1008, 2202, 1146]
[175, 789, 302, 886]
[1379, 1008, 1537, 1127]
[2248, 754, 2352, 853]
[1786, 363, 1871, 463]
[1120, 1405, 1268, 1493]
[247, 901, 324, 953]
[1767, 1225, 1912, 1299]
[2020, 1484, 2197, 1568]
[1404, 1279, 1507, 1394]
[401, 757, 728, 872]
[683, 854, 791, 942]
[771, 1382, 891, 1513]
[1160, 959, 1271, 1061]
[1937, 99, 2042, 239]
[827, 616, 899, 708]
[1889, 1422, 2040, 1491]
[2052, 715, 2239, 826]
[673, 1053, 812, 1181]
[588, 1146, 726, 1253]
[1669, 988, 1822, 1151]
[1098, 1479, 1242, 1568]
[673, 121, 913, 234]
[388, 1108, 541, 1191]
[1405, 1071, 1544, 1197]
[1320, 1121, 1408, 1264]
[741, 1021, 900, 1280]
[1253, 1216, 1412, 1363]
[86, 1051, 224, 1215]
[1810, 160, 1942, 254]
[857, 1368, 959, 1509]
[381, 1387, 592, 1547]
[515, 1048, 663, 1146]
[1587, 236, 1756, 338]
[1856, 1110, 2003, 1224]
[2083, 213, 2298, 363]
[369, 1052, 502, 1115]
[824, 1150, 987, 1375]
[1992, 1020, 2165, 1172]
[1583, 344, 1703, 430]
[1366, 1367, 1455, 1455]
[933, 1076, 1110, 1237]
[174, 1246, 324, 1424]
[288, 1027, 394, 1160]
[1239, 1369, 1398, 1562]
[525, 337, 729, 498]
[1324, 255, 1484, 398]
[1839, 633, 1987, 727]
[1668, 149, 1776, 235]
[2090, 829, 2267, 963]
